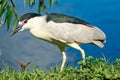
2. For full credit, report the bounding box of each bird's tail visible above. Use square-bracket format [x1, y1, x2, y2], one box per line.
[92, 41, 104, 48]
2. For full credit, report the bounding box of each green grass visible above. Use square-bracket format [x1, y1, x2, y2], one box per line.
[0, 56, 120, 80]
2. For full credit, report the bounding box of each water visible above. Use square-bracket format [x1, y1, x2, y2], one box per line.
[0, 0, 120, 70]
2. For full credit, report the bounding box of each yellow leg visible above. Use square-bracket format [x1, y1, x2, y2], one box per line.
[60, 51, 66, 71]
[68, 43, 85, 59]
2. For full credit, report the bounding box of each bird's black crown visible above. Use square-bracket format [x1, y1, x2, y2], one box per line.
[20, 13, 41, 21]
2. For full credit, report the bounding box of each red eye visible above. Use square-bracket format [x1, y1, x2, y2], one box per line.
[24, 19, 28, 23]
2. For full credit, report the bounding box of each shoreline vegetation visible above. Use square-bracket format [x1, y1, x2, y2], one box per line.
[0, 56, 120, 80]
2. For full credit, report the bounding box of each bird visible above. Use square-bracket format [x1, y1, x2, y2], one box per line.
[11, 13, 106, 71]
[16, 61, 31, 70]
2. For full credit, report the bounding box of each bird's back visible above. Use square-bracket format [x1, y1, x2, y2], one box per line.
[47, 13, 93, 27]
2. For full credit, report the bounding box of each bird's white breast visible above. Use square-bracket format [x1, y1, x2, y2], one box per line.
[27, 16, 55, 41]
[30, 27, 55, 42]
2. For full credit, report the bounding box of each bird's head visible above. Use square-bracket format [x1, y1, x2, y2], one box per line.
[11, 13, 41, 36]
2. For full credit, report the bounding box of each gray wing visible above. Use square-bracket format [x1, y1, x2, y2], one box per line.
[47, 22, 106, 47]
[47, 13, 92, 27]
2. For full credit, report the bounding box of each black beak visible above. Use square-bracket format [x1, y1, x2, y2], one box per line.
[10, 25, 22, 36]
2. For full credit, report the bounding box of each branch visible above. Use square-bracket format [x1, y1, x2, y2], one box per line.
[9, 0, 19, 21]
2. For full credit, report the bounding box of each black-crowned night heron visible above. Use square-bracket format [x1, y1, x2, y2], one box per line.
[11, 13, 106, 71]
